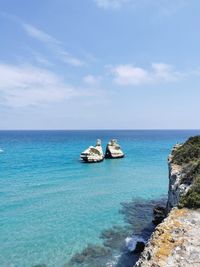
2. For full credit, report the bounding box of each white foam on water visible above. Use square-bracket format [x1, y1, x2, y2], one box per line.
[106, 254, 121, 267]
[0, 148, 4, 153]
[125, 235, 146, 252]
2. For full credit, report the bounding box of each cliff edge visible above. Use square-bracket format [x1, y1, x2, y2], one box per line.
[135, 136, 200, 267]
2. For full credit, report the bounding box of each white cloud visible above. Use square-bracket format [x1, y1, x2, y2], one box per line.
[34, 54, 52, 66]
[94, 0, 130, 9]
[111, 63, 180, 86]
[23, 24, 60, 45]
[22, 23, 85, 67]
[152, 63, 178, 82]
[94, 0, 189, 13]
[0, 63, 77, 107]
[27, 50, 53, 66]
[56, 50, 84, 67]
[83, 74, 101, 86]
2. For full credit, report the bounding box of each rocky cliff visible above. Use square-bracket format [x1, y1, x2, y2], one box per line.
[166, 144, 191, 211]
[135, 208, 200, 267]
[135, 136, 200, 267]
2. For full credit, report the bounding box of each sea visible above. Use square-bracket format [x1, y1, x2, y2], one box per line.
[0, 130, 199, 267]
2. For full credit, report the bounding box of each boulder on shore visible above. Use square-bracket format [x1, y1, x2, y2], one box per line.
[152, 205, 166, 225]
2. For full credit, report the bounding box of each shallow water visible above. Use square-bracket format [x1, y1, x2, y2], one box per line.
[0, 130, 199, 267]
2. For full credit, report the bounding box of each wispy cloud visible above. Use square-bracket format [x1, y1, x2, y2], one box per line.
[0, 63, 78, 107]
[94, 0, 130, 9]
[33, 53, 53, 66]
[83, 74, 102, 86]
[94, 0, 188, 14]
[22, 23, 85, 67]
[110, 63, 181, 86]
[23, 23, 60, 44]
[24, 48, 53, 67]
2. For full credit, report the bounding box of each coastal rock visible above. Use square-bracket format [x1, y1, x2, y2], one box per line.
[166, 160, 184, 211]
[152, 205, 166, 225]
[125, 236, 146, 253]
[105, 139, 124, 159]
[135, 138, 200, 267]
[134, 241, 146, 253]
[80, 139, 104, 163]
[135, 208, 200, 267]
[166, 143, 198, 212]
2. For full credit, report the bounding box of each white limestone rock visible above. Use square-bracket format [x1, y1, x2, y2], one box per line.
[80, 139, 104, 163]
[105, 139, 124, 159]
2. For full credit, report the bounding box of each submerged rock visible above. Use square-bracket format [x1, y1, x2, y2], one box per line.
[32, 265, 47, 267]
[66, 244, 112, 267]
[100, 225, 130, 249]
[66, 198, 163, 267]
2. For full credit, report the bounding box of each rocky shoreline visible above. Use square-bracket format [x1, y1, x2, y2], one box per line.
[134, 137, 200, 267]
[135, 208, 200, 267]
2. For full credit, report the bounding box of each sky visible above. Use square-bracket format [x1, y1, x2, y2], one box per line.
[0, 0, 200, 129]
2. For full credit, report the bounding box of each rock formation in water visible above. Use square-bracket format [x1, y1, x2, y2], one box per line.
[80, 139, 104, 163]
[135, 135, 200, 267]
[105, 139, 124, 159]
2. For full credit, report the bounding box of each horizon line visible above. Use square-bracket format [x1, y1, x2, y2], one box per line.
[0, 129, 200, 131]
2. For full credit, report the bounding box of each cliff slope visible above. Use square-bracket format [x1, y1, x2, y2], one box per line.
[135, 136, 200, 267]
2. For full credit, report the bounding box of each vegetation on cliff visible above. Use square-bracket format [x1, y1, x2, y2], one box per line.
[172, 135, 200, 209]
[179, 175, 200, 209]
[172, 136, 200, 165]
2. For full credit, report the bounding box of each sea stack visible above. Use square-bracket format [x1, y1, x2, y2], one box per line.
[80, 139, 104, 163]
[105, 139, 124, 159]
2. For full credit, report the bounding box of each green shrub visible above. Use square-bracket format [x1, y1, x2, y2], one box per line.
[181, 160, 200, 184]
[172, 136, 200, 165]
[179, 176, 200, 209]
[174, 136, 200, 209]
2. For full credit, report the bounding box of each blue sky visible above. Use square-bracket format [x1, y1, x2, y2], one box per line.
[0, 0, 200, 129]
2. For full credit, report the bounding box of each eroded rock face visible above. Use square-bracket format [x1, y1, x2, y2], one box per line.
[167, 146, 191, 212]
[134, 241, 146, 254]
[134, 143, 200, 267]
[105, 139, 124, 159]
[167, 161, 183, 211]
[135, 208, 200, 267]
[152, 205, 166, 226]
[80, 139, 104, 163]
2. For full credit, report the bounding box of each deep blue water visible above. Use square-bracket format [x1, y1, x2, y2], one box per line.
[0, 130, 199, 267]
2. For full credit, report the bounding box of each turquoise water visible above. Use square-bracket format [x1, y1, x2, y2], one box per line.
[0, 130, 199, 267]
